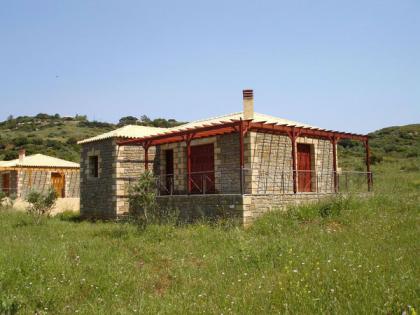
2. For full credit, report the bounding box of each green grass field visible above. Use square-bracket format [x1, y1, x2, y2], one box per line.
[0, 162, 419, 314]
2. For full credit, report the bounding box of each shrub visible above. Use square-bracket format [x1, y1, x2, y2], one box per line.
[25, 188, 57, 224]
[66, 137, 78, 145]
[0, 295, 20, 315]
[0, 192, 6, 210]
[406, 150, 418, 158]
[0, 193, 17, 210]
[57, 210, 81, 222]
[3, 151, 18, 161]
[128, 171, 158, 229]
[30, 137, 44, 145]
[12, 136, 28, 146]
[370, 153, 383, 165]
[128, 171, 178, 229]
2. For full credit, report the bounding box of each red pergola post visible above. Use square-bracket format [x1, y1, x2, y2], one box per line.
[288, 128, 298, 194]
[239, 119, 244, 194]
[331, 136, 339, 193]
[185, 134, 194, 194]
[365, 139, 372, 191]
[144, 146, 149, 171]
[142, 141, 151, 171]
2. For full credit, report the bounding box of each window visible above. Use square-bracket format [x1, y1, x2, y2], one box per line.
[89, 156, 99, 178]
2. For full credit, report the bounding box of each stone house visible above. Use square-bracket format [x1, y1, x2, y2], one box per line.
[0, 150, 80, 199]
[78, 90, 371, 225]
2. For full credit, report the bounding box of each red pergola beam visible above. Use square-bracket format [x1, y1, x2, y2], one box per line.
[248, 122, 367, 141]
[118, 121, 240, 146]
[118, 120, 367, 147]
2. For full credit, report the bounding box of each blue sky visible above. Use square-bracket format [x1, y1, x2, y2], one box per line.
[0, 0, 419, 134]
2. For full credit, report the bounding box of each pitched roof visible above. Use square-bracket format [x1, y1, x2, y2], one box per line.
[0, 154, 79, 169]
[166, 112, 318, 133]
[78, 112, 317, 144]
[77, 125, 167, 144]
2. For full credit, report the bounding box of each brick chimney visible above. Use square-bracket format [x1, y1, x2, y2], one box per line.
[19, 149, 26, 162]
[243, 89, 254, 120]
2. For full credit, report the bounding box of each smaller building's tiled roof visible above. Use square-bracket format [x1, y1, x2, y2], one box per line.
[77, 125, 167, 144]
[0, 154, 79, 169]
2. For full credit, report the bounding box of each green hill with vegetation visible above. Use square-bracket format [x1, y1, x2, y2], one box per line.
[0, 114, 185, 162]
[339, 124, 420, 171]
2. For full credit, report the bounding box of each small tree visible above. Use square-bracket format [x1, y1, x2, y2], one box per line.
[25, 187, 57, 224]
[0, 191, 6, 210]
[128, 171, 158, 229]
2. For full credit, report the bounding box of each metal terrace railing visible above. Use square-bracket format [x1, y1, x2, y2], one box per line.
[151, 168, 373, 196]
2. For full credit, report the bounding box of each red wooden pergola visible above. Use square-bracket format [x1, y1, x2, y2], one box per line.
[118, 119, 371, 194]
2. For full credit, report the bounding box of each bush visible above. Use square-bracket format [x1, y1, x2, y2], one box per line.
[406, 150, 418, 158]
[128, 171, 158, 229]
[0, 192, 6, 209]
[0, 295, 20, 314]
[128, 171, 179, 229]
[0, 192, 17, 210]
[370, 153, 383, 165]
[25, 188, 57, 224]
[57, 210, 81, 222]
[66, 137, 78, 145]
[12, 136, 28, 146]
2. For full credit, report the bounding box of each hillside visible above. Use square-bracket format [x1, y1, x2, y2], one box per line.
[0, 114, 184, 162]
[338, 124, 420, 170]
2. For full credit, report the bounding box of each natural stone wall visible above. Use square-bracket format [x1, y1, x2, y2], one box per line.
[156, 193, 336, 226]
[249, 132, 293, 194]
[115, 144, 157, 215]
[248, 132, 335, 194]
[243, 193, 335, 226]
[156, 194, 243, 222]
[80, 138, 117, 218]
[18, 170, 49, 197]
[64, 172, 80, 198]
[217, 133, 242, 193]
[1, 169, 79, 198]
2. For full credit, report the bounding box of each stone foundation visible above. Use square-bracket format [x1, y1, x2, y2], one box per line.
[155, 193, 335, 226]
[156, 194, 243, 222]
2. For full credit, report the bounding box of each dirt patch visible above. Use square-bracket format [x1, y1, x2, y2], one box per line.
[325, 221, 343, 233]
[154, 273, 172, 296]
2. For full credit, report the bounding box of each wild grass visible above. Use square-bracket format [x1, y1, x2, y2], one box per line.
[0, 164, 419, 314]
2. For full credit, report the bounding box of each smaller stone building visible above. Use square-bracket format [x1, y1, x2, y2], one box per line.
[0, 150, 80, 199]
[79, 90, 371, 225]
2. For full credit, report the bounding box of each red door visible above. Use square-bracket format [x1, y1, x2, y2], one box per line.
[165, 149, 174, 194]
[2, 173, 10, 196]
[190, 144, 215, 194]
[297, 144, 312, 192]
